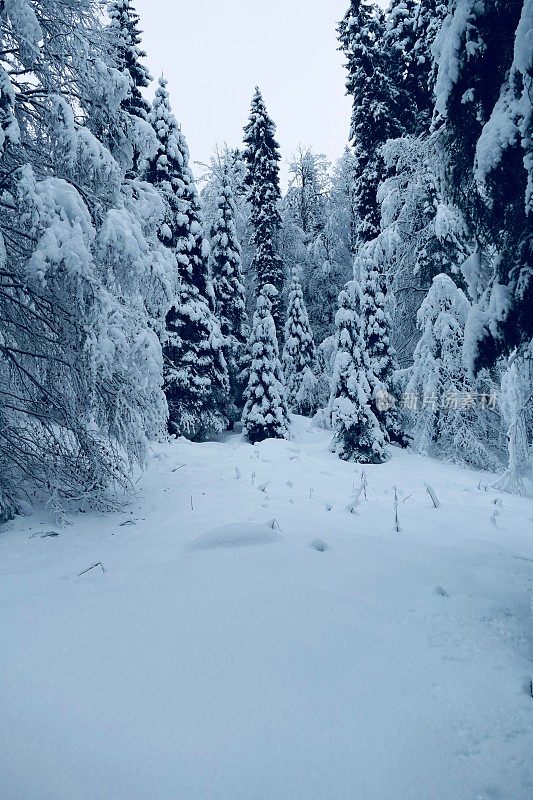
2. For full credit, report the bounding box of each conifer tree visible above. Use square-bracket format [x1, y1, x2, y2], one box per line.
[146, 77, 228, 441]
[494, 350, 532, 495]
[406, 274, 501, 469]
[210, 165, 249, 426]
[243, 88, 284, 337]
[338, 0, 415, 242]
[242, 285, 290, 443]
[107, 0, 154, 174]
[108, 0, 151, 119]
[384, 0, 438, 133]
[412, 0, 448, 101]
[330, 283, 388, 462]
[433, 0, 532, 370]
[282, 270, 318, 415]
[358, 256, 407, 445]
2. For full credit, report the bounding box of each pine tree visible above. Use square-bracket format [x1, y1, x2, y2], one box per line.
[146, 77, 228, 441]
[210, 165, 249, 427]
[406, 274, 502, 469]
[282, 270, 318, 415]
[106, 0, 154, 174]
[108, 0, 151, 119]
[242, 285, 290, 443]
[330, 283, 388, 463]
[338, 0, 415, 242]
[384, 0, 439, 133]
[493, 349, 532, 495]
[243, 88, 284, 337]
[432, 0, 532, 370]
[412, 0, 448, 100]
[358, 256, 407, 446]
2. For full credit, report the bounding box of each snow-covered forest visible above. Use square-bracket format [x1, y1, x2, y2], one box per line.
[1, 1, 532, 798]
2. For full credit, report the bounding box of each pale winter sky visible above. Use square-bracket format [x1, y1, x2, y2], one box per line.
[136, 0, 387, 187]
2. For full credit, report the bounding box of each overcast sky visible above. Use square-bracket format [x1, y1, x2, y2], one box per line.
[135, 0, 386, 186]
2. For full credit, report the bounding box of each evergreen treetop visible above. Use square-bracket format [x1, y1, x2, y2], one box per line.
[108, 0, 151, 120]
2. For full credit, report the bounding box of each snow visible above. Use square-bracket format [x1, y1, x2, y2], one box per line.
[187, 522, 284, 550]
[432, 1, 478, 119]
[1, 417, 533, 800]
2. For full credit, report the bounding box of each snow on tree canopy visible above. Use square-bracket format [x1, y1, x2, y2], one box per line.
[146, 77, 228, 441]
[282, 269, 318, 416]
[406, 274, 502, 470]
[210, 165, 249, 425]
[330, 282, 389, 464]
[243, 88, 284, 338]
[242, 284, 290, 444]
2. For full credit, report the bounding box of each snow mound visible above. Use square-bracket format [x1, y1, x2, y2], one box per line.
[186, 523, 284, 551]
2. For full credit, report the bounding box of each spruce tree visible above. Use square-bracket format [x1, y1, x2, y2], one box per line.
[384, 0, 438, 133]
[330, 283, 388, 463]
[412, 0, 448, 104]
[358, 256, 407, 446]
[243, 88, 284, 337]
[433, 0, 532, 370]
[282, 269, 318, 415]
[210, 165, 249, 427]
[108, 0, 151, 120]
[242, 285, 290, 443]
[146, 77, 228, 441]
[338, 0, 415, 242]
[406, 274, 502, 470]
[107, 0, 153, 174]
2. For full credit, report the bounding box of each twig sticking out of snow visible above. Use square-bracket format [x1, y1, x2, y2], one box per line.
[347, 483, 364, 515]
[235, 466, 241, 480]
[78, 562, 104, 577]
[190, 495, 194, 511]
[361, 469, 368, 500]
[393, 487, 400, 533]
[268, 518, 281, 530]
[424, 483, 440, 508]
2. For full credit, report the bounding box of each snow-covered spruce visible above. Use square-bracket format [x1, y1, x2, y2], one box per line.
[282, 269, 319, 416]
[432, 0, 532, 370]
[210, 165, 249, 427]
[330, 283, 389, 463]
[146, 77, 228, 441]
[107, 0, 151, 120]
[106, 0, 156, 175]
[243, 88, 284, 338]
[242, 285, 290, 444]
[492, 348, 532, 495]
[358, 255, 408, 446]
[406, 274, 502, 470]
[200, 147, 254, 313]
[338, 0, 415, 243]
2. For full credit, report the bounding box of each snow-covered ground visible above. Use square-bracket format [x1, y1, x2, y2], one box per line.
[1, 416, 532, 800]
